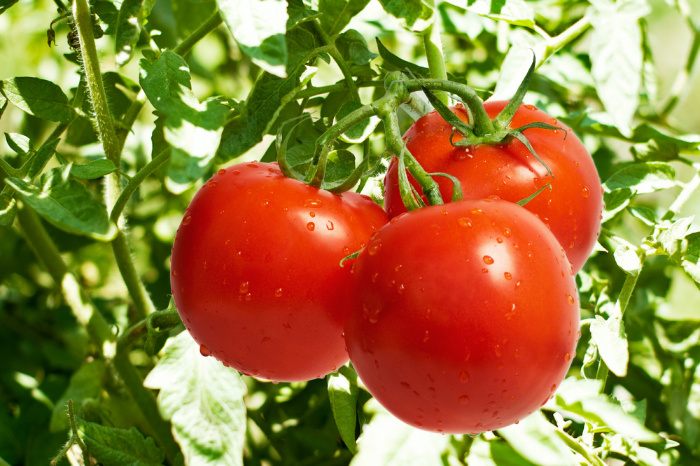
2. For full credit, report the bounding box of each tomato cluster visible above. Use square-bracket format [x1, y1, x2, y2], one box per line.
[170, 103, 601, 433]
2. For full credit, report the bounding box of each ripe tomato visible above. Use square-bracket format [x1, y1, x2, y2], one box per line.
[345, 198, 579, 433]
[171, 161, 388, 382]
[383, 102, 603, 272]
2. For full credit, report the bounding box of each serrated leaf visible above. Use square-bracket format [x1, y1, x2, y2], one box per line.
[554, 378, 659, 442]
[143, 331, 247, 466]
[465, 0, 536, 28]
[658, 217, 693, 257]
[588, 0, 650, 135]
[115, 0, 157, 66]
[76, 418, 164, 466]
[614, 244, 642, 275]
[27, 138, 60, 180]
[336, 29, 378, 66]
[140, 52, 228, 193]
[604, 162, 676, 194]
[69, 158, 118, 180]
[350, 399, 450, 465]
[287, 0, 321, 29]
[318, 0, 371, 35]
[5, 168, 117, 241]
[378, 0, 435, 31]
[217, 27, 317, 162]
[4, 133, 31, 155]
[93, 0, 119, 35]
[328, 365, 359, 453]
[0, 77, 74, 123]
[497, 412, 577, 466]
[678, 232, 700, 284]
[50, 360, 107, 432]
[602, 187, 633, 223]
[591, 314, 630, 377]
[627, 206, 656, 226]
[218, 0, 288, 78]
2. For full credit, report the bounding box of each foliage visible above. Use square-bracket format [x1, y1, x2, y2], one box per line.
[1, 0, 700, 464]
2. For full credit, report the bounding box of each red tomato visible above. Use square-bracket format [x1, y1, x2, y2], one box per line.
[171, 161, 388, 382]
[384, 102, 603, 272]
[345, 199, 579, 433]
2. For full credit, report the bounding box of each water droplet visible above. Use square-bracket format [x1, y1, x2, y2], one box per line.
[239, 281, 249, 293]
[218, 169, 226, 175]
[309, 211, 316, 218]
[209, 181, 217, 188]
[326, 220, 334, 230]
[550, 118, 558, 125]
[200, 345, 211, 357]
[275, 288, 283, 298]
[551, 384, 557, 392]
[515, 280, 522, 289]
[524, 104, 537, 111]
[494, 345, 502, 357]
[481, 268, 489, 274]
[182, 215, 192, 225]
[262, 199, 270, 207]
[582, 187, 590, 198]
[371, 272, 379, 283]
[566, 294, 575, 305]
[459, 370, 470, 383]
[305, 199, 322, 208]
[459, 395, 469, 404]
[247, 162, 257, 168]
[307, 222, 315, 231]
[457, 217, 473, 227]
[172, 269, 179, 277]
[506, 304, 516, 320]
[496, 237, 503, 243]
[368, 242, 382, 255]
[470, 208, 484, 215]
[423, 330, 430, 342]
[504, 272, 512, 280]
[397, 283, 405, 294]
[483, 255, 494, 264]
[245, 292, 252, 301]
[368, 308, 381, 323]
[565, 352, 571, 362]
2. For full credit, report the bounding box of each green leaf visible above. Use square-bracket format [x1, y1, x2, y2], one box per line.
[115, 0, 157, 66]
[603, 162, 676, 194]
[0, 0, 19, 15]
[378, 0, 435, 31]
[497, 412, 577, 465]
[0, 77, 74, 123]
[217, 27, 317, 162]
[143, 331, 247, 466]
[602, 188, 633, 223]
[218, 0, 289, 78]
[350, 399, 450, 465]
[336, 29, 378, 66]
[463, 0, 536, 28]
[554, 378, 660, 442]
[4, 133, 31, 155]
[0, 91, 7, 118]
[318, 0, 371, 35]
[0, 193, 17, 227]
[613, 244, 642, 276]
[27, 138, 61, 180]
[69, 158, 118, 180]
[678, 232, 700, 285]
[588, 0, 650, 135]
[50, 360, 107, 432]
[139, 51, 228, 193]
[627, 206, 656, 226]
[376, 38, 429, 77]
[5, 167, 117, 241]
[328, 365, 359, 453]
[590, 313, 630, 377]
[287, 0, 321, 29]
[76, 418, 165, 466]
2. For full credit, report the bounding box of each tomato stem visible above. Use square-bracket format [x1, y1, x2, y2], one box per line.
[421, 17, 449, 107]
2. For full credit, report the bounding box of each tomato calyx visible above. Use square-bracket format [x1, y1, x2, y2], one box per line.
[422, 55, 562, 178]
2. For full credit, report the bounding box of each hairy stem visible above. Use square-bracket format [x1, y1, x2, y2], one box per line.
[113, 232, 156, 320]
[422, 17, 449, 106]
[111, 148, 171, 223]
[537, 17, 592, 68]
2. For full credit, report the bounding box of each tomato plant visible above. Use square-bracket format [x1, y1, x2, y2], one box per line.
[345, 198, 579, 433]
[384, 102, 604, 272]
[170, 161, 387, 382]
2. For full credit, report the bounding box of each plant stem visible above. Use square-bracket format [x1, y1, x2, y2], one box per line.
[173, 9, 223, 57]
[111, 148, 171, 223]
[113, 232, 156, 320]
[660, 23, 700, 118]
[664, 164, 700, 220]
[15, 204, 115, 349]
[313, 20, 360, 100]
[112, 349, 180, 463]
[537, 17, 592, 68]
[295, 80, 384, 100]
[422, 14, 449, 106]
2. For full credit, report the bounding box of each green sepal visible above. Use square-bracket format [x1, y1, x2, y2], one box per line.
[492, 51, 536, 132]
[324, 154, 370, 194]
[510, 131, 554, 178]
[339, 249, 361, 267]
[516, 184, 552, 206]
[421, 86, 474, 139]
[429, 172, 463, 202]
[397, 144, 422, 211]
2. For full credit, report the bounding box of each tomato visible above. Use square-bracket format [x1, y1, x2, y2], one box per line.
[383, 102, 603, 272]
[171, 161, 388, 382]
[344, 198, 579, 433]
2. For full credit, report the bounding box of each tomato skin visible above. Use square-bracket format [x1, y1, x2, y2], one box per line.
[345, 199, 579, 433]
[171, 161, 388, 382]
[384, 102, 603, 272]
